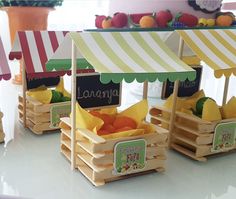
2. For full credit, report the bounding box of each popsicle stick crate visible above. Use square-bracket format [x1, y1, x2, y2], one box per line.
[150, 106, 236, 162]
[60, 117, 168, 186]
[44, 31, 196, 185]
[18, 94, 71, 135]
[153, 29, 236, 162]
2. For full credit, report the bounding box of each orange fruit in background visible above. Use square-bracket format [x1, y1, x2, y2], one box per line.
[102, 17, 112, 29]
[89, 111, 101, 117]
[216, 15, 233, 26]
[139, 16, 156, 28]
[113, 116, 137, 129]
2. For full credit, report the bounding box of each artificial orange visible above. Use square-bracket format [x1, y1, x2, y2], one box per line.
[113, 116, 137, 129]
[114, 126, 133, 133]
[139, 16, 156, 28]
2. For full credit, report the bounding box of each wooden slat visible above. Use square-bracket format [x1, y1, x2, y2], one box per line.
[61, 144, 71, 162]
[77, 158, 105, 186]
[93, 158, 165, 181]
[171, 143, 207, 162]
[91, 133, 167, 154]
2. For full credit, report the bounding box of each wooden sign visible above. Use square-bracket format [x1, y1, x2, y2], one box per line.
[76, 73, 121, 109]
[161, 66, 202, 99]
[26, 74, 60, 90]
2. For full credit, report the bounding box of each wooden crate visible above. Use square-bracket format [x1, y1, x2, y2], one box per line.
[150, 106, 236, 162]
[18, 95, 70, 135]
[60, 117, 168, 186]
[0, 111, 4, 143]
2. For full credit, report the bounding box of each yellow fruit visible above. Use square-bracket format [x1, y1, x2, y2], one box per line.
[221, 97, 236, 119]
[27, 89, 52, 104]
[180, 108, 193, 115]
[206, 19, 215, 26]
[185, 89, 205, 110]
[198, 18, 207, 26]
[202, 99, 222, 122]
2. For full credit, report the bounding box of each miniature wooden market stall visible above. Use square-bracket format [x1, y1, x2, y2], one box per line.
[45, 31, 196, 186]
[0, 36, 11, 143]
[150, 29, 236, 162]
[9, 31, 74, 134]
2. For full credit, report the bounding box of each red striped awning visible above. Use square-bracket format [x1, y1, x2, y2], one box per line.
[9, 31, 71, 78]
[0, 36, 11, 81]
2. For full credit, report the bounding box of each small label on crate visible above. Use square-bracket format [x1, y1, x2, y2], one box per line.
[211, 122, 236, 152]
[50, 103, 71, 128]
[113, 139, 146, 176]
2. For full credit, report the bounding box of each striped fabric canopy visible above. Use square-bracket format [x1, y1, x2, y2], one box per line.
[9, 31, 82, 79]
[46, 31, 196, 83]
[176, 29, 236, 78]
[0, 37, 11, 81]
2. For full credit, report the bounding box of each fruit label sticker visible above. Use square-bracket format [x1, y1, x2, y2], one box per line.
[50, 103, 71, 128]
[113, 139, 146, 175]
[211, 122, 236, 152]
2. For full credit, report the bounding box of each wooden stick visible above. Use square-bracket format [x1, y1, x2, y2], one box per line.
[143, 81, 148, 100]
[222, 76, 230, 105]
[22, 61, 27, 128]
[168, 38, 184, 148]
[71, 41, 77, 170]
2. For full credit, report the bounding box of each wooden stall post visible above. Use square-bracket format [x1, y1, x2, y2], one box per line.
[168, 38, 184, 148]
[222, 76, 230, 105]
[22, 61, 27, 128]
[71, 41, 77, 170]
[143, 80, 148, 100]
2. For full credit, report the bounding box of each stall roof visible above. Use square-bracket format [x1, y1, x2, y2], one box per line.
[46, 31, 196, 83]
[176, 29, 236, 78]
[8, 31, 86, 79]
[0, 37, 11, 81]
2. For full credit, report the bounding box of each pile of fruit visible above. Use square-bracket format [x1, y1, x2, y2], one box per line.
[27, 79, 71, 104]
[163, 90, 236, 122]
[74, 100, 156, 139]
[95, 10, 236, 29]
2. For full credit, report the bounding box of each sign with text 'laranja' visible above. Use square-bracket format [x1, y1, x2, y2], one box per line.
[76, 73, 121, 109]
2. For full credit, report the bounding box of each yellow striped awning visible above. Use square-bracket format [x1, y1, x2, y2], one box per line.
[46, 31, 196, 83]
[176, 29, 236, 78]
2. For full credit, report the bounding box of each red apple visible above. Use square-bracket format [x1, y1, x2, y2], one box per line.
[95, 15, 106, 28]
[156, 10, 173, 28]
[111, 12, 128, 28]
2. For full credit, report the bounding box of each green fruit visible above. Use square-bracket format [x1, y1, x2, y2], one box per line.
[61, 96, 71, 102]
[196, 97, 213, 115]
[51, 90, 63, 103]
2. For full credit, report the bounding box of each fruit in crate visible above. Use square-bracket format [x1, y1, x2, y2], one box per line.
[195, 97, 213, 115]
[175, 12, 198, 27]
[139, 15, 156, 28]
[156, 10, 173, 28]
[111, 12, 128, 28]
[95, 15, 106, 28]
[201, 98, 222, 122]
[221, 97, 236, 119]
[102, 17, 113, 29]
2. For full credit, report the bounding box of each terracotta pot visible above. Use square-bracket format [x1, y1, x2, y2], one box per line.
[3, 7, 54, 84]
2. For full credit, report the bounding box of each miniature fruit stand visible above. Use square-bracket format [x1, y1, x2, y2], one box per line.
[9, 31, 93, 134]
[0, 36, 11, 143]
[150, 29, 236, 161]
[45, 31, 196, 186]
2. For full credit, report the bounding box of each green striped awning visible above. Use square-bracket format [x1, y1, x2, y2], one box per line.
[176, 29, 236, 78]
[46, 31, 196, 83]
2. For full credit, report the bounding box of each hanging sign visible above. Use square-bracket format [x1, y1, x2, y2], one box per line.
[76, 73, 121, 109]
[211, 122, 236, 152]
[113, 139, 146, 175]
